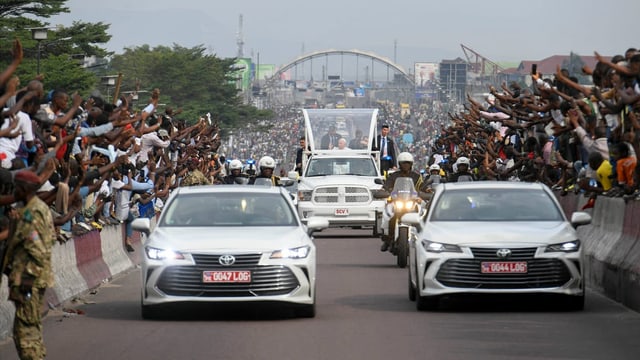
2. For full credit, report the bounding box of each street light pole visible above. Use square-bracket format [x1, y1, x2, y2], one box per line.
[36, 40, 42, 74]
[31, 28, 48, 75]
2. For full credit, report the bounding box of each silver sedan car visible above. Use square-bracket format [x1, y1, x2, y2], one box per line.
[132, 185, 329, 319]
[404, 181, 591, 311]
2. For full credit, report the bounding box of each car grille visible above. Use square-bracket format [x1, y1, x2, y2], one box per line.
[192, 253, 262, 267]
[470, 247, 537, 260]
[313, 186, 371, 204]
[435, 247, 571, 289]
[156, 253, 300, 297]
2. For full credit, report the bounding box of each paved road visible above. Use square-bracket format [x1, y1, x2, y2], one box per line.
[2, 229, 640, 360]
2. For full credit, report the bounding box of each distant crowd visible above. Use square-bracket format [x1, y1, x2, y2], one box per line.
[1, 37, 638, 254]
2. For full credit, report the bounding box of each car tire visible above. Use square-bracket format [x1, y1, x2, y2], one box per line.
[564, 293, 585, 311]
[408, 268, 416, 301]
[141, 304, 161, 320]
[416, 294, 439, 311]
[296, 302, 316, 318]
[373, 216, 380, 237]
[396, 227, 408, 268]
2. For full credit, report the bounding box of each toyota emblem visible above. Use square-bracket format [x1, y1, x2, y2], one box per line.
[496, 249, 512, 258]
[219, 254, 236, 266]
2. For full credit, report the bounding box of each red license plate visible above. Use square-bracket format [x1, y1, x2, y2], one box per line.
[335, 208, 349, 216]
[481, 261, 527, 274]
[202, 270, 251, 283]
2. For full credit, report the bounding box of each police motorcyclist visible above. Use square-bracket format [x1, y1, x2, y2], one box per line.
[380, 152, 427, 252]
[448, 156, 476, 182]
[249, 156, 281, 186]
[425, 163, 445, 189]
[222, 159, 249, 184]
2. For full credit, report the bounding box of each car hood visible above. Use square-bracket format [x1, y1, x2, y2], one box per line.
[147, 226, 310, 252]
[423, 221, 577, 246]
[300, 175, 381, 188]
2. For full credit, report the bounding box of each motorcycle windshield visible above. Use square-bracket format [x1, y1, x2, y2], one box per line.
[390, 177, 417, 201]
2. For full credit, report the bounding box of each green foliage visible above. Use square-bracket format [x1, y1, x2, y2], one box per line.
[0, 0, 69, 19]
[0, 1, 270, 129]
[110, 44, 272, 127]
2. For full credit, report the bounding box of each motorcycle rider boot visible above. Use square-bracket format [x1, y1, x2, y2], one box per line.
[380, 235, 390, 251]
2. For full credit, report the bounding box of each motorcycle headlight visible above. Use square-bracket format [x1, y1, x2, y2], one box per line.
[270, 245, 311, 259]
[422, 240, 463, 253]
[394, 200, 415, 210]
[545, 240, 580, 253]
[145, 246, 185, 260]
[298, 190, 313, 201]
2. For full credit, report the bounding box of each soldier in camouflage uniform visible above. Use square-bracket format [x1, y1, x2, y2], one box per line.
[180, 158, 211, 187]
[1, 170, 56, 360]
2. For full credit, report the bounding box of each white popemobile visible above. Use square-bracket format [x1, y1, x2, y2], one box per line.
[296, 108, 386, 235]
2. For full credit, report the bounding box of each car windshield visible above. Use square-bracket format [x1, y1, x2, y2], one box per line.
[160, 192, 298, 227]
[306, 157, 377, 176]
[430, 188, 564, 221]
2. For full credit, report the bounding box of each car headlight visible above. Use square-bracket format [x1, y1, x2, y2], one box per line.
[394, 200, 415, 211]
[270, 245, 311, 259]
[145, 246, 185, 260]
[422, 240, 463, 253]
[545, 240, 580, 253]
[298, 190, 313, 201]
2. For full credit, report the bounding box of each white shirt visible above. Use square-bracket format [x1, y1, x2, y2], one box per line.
[139, 132, 170, 163]
[0, 110, 34, 166]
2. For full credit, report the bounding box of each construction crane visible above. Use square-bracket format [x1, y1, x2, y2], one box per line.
[460, 44, 503, 79]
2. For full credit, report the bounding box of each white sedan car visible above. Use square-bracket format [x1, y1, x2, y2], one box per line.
[132, 185, 328, 319]
[404, 181, 592, 311]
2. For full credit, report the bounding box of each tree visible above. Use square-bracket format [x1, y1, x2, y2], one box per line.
[109, 44, 273, 126]
[0, 1, 111, 94]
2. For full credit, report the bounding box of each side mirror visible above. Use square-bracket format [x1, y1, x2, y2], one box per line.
[571, 211, 592, 228]
[287, 171, 299, 180]
[306, 217, 330, 235]
[374, 178, 384, 185]
[372, 189, 390, 199]
[401, 213, 422, 232]
[131, 218, 151, 236]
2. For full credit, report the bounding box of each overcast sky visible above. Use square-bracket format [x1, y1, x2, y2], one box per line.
[50, 0, 638, 71]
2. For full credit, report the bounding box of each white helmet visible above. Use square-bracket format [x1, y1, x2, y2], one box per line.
[456, 157, 470, 166]
[429, 164, 441, 171]
[258, 156, 276, 169]
[397, 152, 414, 163]
[229, 159, 243, 171]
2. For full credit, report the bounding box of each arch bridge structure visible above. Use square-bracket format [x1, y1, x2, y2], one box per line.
[263, 49, 416, 107]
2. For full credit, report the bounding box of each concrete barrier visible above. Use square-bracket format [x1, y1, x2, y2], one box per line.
[0, 221, 145, 341]
[557, 193, 640, 312]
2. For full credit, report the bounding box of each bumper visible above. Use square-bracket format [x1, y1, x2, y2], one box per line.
[142, 257, 315, 306]
[297, 201, 384, 227]
[414, 246, 584, 297]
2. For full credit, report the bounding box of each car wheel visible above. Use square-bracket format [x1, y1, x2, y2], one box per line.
[296, 302, 316, 318]
[373, 216, 380, 237]
[416, 294, 439, 311]
[396, 227, 408, 268]
[564, 293, 585, 311]
[408, 268, 416, 301]
[141, 304, 161, 320]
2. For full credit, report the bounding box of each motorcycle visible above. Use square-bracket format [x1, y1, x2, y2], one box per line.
[376, 177, 427, 268]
